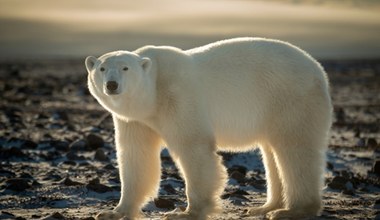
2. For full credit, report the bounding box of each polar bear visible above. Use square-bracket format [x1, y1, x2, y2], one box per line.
[85, 37, 332, 220]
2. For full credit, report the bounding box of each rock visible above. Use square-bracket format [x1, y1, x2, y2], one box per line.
[103, 163, 115, 170]
[0, 147, 26, 159]
[357, 138, 366, 147]
[19, 172, 33, 179]
[94, 149, 109, 161]
[221, 189, 249, 199]
[327, 162, 334, 170]
[230, 170, 245, 182]
[62, 177, 83, 186]
[52, 141, 70, 152]
[247, 179, 266, 190]
[43, 212, 65, 220]
[367, 138, 378, 148]
[20, 140, 37, 149]
[69, 139, 87, 151]
[342, 189, 355, 195]
[66, 152, 85, 161]
[228, 165, 248, 176]
[0, 169, 16, 178]
[373, 160, 380, 176]
[374, 199, 380, 209]
[335, 108, 345, 124]
[162, 184, 176, 194]
[86, 134, 104, 150]
[5, 178, 31, 191]
[154, 197, 175, 209]
[53, 111, 69, 121]
[86, 178, 113, 193]
[327, 176, 348, 190]
[62, 160, 77, 166]
[0, 211, 15, 218]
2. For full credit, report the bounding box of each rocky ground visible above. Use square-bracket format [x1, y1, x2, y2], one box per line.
[0, 59, 379, 219]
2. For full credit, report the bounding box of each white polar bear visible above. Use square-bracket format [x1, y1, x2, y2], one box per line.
[85, 37, 332, 220]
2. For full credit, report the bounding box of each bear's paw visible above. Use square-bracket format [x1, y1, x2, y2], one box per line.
[95, 210, 126, 220]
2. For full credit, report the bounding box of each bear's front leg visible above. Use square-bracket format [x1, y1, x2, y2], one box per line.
[96, 118, 162, 220]
[165, 137, 227, 220]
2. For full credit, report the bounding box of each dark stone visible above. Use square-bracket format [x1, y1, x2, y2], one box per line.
[230, 170, 245, 182]
[44, 212, 65, 219]
[5, 178, 31, 191]
[19, 172, 34, 179]
[327, 162, 334, 170]
[66, 152, 85, 161]
[86, 134, 104, 150]
[103, 164, 115, 170]
[69, 139, 87, 151]
[373, 160, 380, 176]
[374, 199, 380, 209]
[221, 189, 249, 199]
[247, 179, 266, 190]
[0, 169, 16, 178]
[52, 141, 70, 152]
[357, 138, 366, 147]
[154, 197, 175, 209]
[327, 176, 348, 190]
[1, 211, 14, 217]
[54, 111, 69, 121]
[335, 108, 345, 124]
[32, 180, 42, 187]
[86, 178, 113, 193]
[342, 189, 355, 195]
[62, 160, 77, 166]
[94, 149, 109, 162]
[367, 138, 378, 148]
[162, 184, 176, 194]
[228, 165, 248, 176]
[62, 177, 83, 186]
[109, 176, 120, 184]
[0, 147, 26, 159]
[20, 140, 37, 149]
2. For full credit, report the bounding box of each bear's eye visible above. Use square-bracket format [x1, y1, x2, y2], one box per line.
[100, 67, 105, 72]
[122, 67, 129, 71]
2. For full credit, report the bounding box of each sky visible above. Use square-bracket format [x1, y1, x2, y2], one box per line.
[0, 0, 379, 59]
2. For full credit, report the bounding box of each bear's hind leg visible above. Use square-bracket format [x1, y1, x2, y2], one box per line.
[267, 138, 325, 219]
[248, 146, 284, 216]
[165, 140, 227, 220]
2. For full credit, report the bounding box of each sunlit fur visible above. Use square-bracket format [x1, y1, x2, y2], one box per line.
[85, 37, 332, 220]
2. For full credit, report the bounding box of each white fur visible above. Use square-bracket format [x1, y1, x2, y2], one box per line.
[85, 37, 332, 220]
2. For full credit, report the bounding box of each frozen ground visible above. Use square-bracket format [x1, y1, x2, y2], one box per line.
[0, 59, 379, 219]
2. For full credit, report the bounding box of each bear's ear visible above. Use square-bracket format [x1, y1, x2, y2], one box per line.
[85, 56, 98, 73]
[140, 57, 152, 73]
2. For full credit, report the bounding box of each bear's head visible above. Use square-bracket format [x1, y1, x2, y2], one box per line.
[85, 51, 152, 97]
[85, 51, 155, 119]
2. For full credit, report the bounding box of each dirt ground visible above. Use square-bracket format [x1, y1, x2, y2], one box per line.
[0, 59, 379, 219]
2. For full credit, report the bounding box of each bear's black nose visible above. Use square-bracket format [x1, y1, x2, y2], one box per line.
[106, 81, 118, 91]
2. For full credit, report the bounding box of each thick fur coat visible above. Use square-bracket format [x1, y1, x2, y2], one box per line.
[85, 37, 332, 220]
